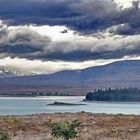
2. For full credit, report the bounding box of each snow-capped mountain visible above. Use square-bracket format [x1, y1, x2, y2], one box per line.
[0, 67, 15, 77]
[0, 67, 35, 77]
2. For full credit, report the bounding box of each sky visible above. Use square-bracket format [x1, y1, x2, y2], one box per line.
[0, 0, 140, 74]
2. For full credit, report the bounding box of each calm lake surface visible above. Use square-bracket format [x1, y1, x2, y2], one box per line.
[0, 96, 140, 115]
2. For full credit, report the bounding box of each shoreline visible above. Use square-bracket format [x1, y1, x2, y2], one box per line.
[0, 112, 140, 117]
[83, 100, 140, 104]
[0, 95, 83, 97]
[0, 95, 140, 103]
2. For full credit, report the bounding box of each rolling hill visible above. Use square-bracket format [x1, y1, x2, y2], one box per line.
[0, 60, 140, 95]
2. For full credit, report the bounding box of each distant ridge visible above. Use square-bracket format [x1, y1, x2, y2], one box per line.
[0, 60, 140, 95]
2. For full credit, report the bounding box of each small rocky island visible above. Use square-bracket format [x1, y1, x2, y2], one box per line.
[47, 101, 86, 106]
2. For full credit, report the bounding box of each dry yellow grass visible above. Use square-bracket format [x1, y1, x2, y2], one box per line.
[0, 112, 140, 140]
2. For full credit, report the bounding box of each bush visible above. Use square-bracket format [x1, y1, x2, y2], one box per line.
[47, 120, 81, 140]
[0, 130, 10, 140]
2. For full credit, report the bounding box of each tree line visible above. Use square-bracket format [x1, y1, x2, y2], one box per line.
[85, 87, 140, 102]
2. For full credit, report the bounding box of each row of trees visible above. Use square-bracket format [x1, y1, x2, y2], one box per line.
[0, 92, 71, 97]
[86, 87, 140, 102]
[31, 92, 71, 96]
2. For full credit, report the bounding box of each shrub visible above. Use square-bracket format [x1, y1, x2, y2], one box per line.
[0, 130, 10, 140]
[47, 120, 81, 140]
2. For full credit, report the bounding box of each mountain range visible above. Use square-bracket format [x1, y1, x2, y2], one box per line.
[0, 60, 140, 95]
[0, 67, 35, 77]
[0, 67, 16, 77]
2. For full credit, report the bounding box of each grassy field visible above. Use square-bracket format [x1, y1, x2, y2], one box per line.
[0, 112, 140, 140]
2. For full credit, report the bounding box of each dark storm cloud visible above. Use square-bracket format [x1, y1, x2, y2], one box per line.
[0, 0, 80, 24]
[0, 24, 51, 59]
[0, 0, 140, 62]
[108, 6, 140, 35]
[35, 49, 140, 61]
[1, 31, 140, 61]
[42, 38, 140, 61]
[0, 0, 140, 35]
[0, 21, 140, 61]
[0, 0, 119, 33]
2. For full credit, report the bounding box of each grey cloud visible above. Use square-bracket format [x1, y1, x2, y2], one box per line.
[108, 24, 140, 35]
[0, 23, 51, 59]
[0, 0, 140, 35]
[0, 0, 119, 33]
[18, 32, 140, 61]
[0, 18, 140, 62]
[107, 4, 140, 35]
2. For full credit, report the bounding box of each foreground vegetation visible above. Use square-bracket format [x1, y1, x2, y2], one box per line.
[47, 120, 80, 140]
[0, 112, 140, 140]
[0, 130, 10, 140]
[86, 87, 140, 102]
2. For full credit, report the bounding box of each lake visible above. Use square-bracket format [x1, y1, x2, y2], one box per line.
[0, 96, 140, 115]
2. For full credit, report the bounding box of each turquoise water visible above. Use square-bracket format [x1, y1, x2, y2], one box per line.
[0, 96, 140, 115]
